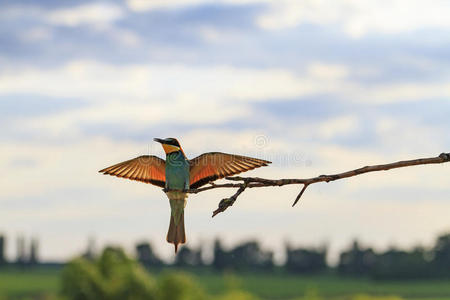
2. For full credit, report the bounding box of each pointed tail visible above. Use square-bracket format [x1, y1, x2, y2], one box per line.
[167, 212, 186, 253]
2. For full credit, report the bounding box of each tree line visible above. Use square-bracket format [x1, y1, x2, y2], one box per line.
[136, 233, 450, 279]
[1, 232, 448, 279]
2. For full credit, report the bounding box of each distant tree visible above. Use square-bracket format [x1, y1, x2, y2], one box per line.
[338, 234, 450, 279]
[370, 247, 430, 280]
[432, 233, 450, 277]
[338, 240, 376, 276]
[0, 235, 5, 265]
[213, 239, 273, 271]
[285, 245, 327, 273]
[175, 246, 203, 267]
[136, 242, 163, 267]
[213, 239, 229, 270]
[83, 236, 97, 261]
[229, 241, 274, 271]
[16, 235, 26, 266]
[29, 237, 39, 265]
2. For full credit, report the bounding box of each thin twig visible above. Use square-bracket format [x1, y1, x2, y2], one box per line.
[292, 184, 309, 207]
[212, 183, 248, 217]
[186, 152, 450, 216]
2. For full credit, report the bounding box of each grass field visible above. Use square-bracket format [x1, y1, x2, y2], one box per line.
[0, 267, 60, 299]
[191, 272, 450, 300]
[0, 267, 449, 300]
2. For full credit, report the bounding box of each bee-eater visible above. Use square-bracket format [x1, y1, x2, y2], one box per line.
[99, 138, 270, 253]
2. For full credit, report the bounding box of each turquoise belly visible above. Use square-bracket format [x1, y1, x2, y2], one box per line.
[165, 151, 190, 190]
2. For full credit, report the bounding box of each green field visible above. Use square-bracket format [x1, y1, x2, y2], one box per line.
[0, 268, 60, 299]
[194, 272, 450, 300]
[0, 267, 449, 300]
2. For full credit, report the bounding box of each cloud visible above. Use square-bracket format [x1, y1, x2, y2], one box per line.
[126, 0, 263, 11]
[256, 0, 450, 38]
[5, 59, 443, 108]
[0, 3, 125, 28]
[1, 60, 449, 146]
[0, 60, 341, 105]
[127, 0, 211, 11]
[46, 3, 124, 27]
[0, 61, 450, 109]
[4, 0, 450, 82]
[307, 62, 349, 80]
[125, 0, 450, 38]
[318, 115, 359, 140]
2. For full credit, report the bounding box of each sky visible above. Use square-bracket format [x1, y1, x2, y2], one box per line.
[0, 0, 449, 264]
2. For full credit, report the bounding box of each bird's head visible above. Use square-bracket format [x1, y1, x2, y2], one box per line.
[154, 137, 182, 154]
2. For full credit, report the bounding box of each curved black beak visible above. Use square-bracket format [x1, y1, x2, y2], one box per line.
[153, 138, 165, 144]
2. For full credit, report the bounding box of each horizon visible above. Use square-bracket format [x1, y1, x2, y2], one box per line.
[1, 230, 448, 266]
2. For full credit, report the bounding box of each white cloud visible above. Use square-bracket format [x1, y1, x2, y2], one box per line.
[3, 60, 449, 108]
[1, 60, 450, 145]
[46, 3, 124, 27]
[257, 0, 342, 31]
[127, 0, 212, 11]
[7, 0, 450, 40]
[257, 0, 450, 37]
[109, 28, 141, 47]
[126, 0, 450, 38]
[365, 82, 450, 103]
[126, 0, 266, 11]
[318, 115, 358, 139]
[307, 62, 349, 80]
[2, 4, 135, 47]
[0, 60, 342, 104]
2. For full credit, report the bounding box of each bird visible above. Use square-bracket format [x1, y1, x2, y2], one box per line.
[99, 137, 271, 253]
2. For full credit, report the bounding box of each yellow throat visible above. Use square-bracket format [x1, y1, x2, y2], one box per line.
[162, 144, 180, 154]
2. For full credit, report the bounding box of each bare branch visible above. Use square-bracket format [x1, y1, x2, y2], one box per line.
[186, 152, 450, 217]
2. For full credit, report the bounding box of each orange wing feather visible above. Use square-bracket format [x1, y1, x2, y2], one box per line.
[189, 152, 271, 188]
[99, 155, 166, 187]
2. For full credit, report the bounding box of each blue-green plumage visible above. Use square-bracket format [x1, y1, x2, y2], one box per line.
[164, 149, 190, 252]
[165, 151, 190, 190]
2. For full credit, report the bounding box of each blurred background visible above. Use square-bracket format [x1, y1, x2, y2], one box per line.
[0, 0, 449, 299]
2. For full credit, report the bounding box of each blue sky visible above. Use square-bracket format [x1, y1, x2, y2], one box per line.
[0, 0, 449, 263]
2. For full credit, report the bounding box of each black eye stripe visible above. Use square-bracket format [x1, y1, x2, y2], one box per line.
[165, 138, 180, 147]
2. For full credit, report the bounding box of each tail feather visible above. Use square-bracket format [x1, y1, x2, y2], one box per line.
[167, 212, 186, 253]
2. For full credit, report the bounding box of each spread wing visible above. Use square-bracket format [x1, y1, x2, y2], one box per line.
[99, 155, 165, 188]
[189, 152, 271, 188]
